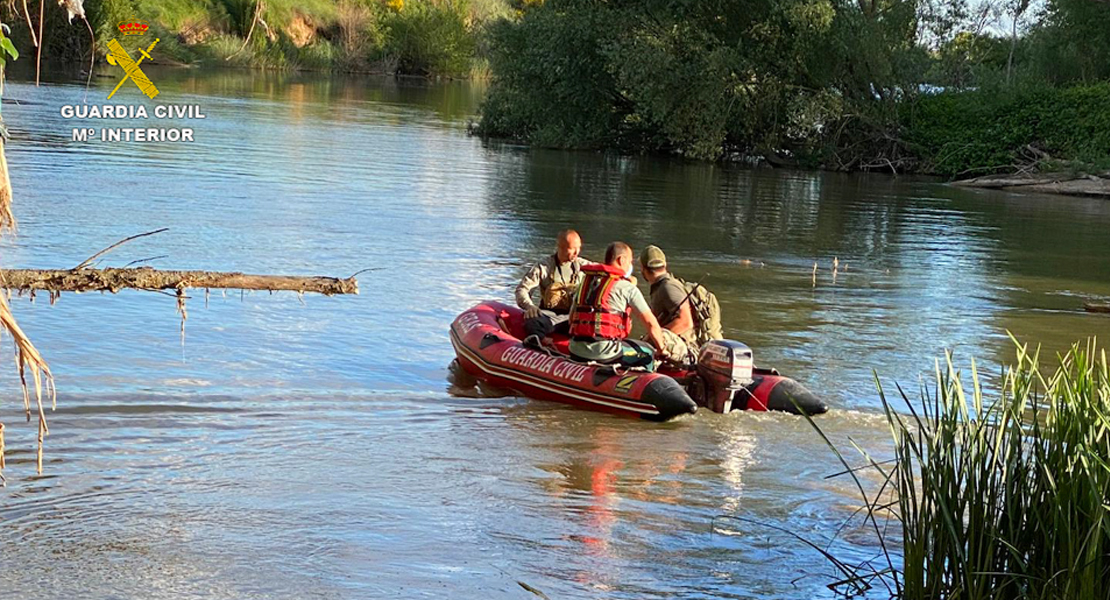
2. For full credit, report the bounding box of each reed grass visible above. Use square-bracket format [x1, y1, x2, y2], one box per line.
[0, 63, 55, 481]
[804, 336, 1110, 599]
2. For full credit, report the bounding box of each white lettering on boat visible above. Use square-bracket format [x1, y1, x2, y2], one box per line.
[498, 347, 591, 383]
[551, 361, 589, 383]
[456, 313, 482, 334]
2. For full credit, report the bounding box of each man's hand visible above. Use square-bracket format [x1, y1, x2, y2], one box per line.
[524, 305, 541, 320]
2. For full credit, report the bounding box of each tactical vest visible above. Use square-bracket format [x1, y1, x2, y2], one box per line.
[540, 255, 580, 312]
[568, 264, 632, 341]
[674, 277, 723, 346]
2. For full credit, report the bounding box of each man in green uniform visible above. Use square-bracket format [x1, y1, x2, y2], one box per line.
[568, 242, 666, 370]
[639, 245, 698, 365]
[515, 229, 589, 338]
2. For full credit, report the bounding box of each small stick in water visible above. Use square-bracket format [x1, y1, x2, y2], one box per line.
[517, 582, 551, 600]
[812, 262, 818, 287]
[73, 228, 169, 270]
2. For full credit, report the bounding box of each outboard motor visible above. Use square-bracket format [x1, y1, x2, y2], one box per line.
[694, 340, 830, 415]
[696, 340, 754, 413]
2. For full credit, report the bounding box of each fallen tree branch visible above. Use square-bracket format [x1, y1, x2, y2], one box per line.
[954, 173, 1110, 198]
[0, 268, 359, 295]
[1085, 303, 1110, 314]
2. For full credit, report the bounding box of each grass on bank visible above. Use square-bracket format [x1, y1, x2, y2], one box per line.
[805, 336, 1110, 598]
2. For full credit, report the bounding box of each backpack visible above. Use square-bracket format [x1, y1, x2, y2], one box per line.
[675, 277, 723, 346]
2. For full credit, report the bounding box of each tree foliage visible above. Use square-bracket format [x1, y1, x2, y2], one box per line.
[479, 0, 1110, 172]
[479, 0, 924, 160]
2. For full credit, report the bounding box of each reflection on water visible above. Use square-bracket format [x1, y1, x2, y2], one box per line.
[1, 69, 1109, 598]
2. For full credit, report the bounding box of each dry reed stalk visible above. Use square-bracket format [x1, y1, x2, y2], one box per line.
[0, 290, 55, 478]
[1, 46, 56, 481]
[34, 0, 43, 85]
[0, 138, 14, 231]
[21, 0, 39, 47]
[1, 129, 54, 478]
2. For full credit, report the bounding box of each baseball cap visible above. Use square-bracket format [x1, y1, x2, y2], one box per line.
[640, 245, 666, 268]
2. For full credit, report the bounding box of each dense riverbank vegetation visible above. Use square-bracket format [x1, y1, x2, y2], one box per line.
[810, 338, 1110, 598]
[2, 0, 510, 77]
[6, 0, 1109, 173]
[477, 0, 1110, 175]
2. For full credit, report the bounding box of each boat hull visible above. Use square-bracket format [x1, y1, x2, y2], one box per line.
[450, 301, 828, 418]
[450, 301, 698, 421]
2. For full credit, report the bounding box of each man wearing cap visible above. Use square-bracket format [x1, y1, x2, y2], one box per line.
[516, 229, 590, 339]
[639, 245, 697, 365]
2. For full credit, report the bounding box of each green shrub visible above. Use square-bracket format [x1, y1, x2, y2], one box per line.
[478, 2, 623, 149]
[384, 0, 475, 77]
[294, 38, 338, 71]
[331, 0, 390, 71]
[904, 83, 1110, 176]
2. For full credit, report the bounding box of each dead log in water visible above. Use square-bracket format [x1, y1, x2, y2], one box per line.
[1085, 303, 1110, 314]
[954, 173, 1110, 199]
[0, 268, 359, 296]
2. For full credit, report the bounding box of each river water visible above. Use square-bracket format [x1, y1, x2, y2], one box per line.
[1, 69, 1109, 599]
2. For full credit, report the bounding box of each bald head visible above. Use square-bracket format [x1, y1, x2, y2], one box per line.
[555, 229, 581, 264]
[604, 241, 631, 265]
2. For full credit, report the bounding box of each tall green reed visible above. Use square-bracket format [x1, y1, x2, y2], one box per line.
[805, 337, 1110, 599]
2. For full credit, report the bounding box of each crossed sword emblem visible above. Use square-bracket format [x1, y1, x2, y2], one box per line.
[106, 38, 160, 100]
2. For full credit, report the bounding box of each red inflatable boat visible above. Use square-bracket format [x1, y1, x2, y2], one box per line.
[449, 302, 828, 421]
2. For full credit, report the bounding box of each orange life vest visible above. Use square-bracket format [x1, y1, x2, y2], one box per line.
[569, 263, 632, 341]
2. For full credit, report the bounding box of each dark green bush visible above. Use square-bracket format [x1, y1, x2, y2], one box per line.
[478, 0, 924, 161]
[904, 83, 1110, 176]
[478, 2, 625, 149]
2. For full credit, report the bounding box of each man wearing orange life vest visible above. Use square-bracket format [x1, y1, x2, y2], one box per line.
[568, 242, 667, 370]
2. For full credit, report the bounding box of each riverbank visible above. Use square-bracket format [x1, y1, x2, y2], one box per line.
[472, 0, 1110, 182]
[9, 1, 1110, 186]
[2, 0, 505, 78]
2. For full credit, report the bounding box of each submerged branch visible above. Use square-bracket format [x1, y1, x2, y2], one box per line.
[0, 268, 360, 296]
